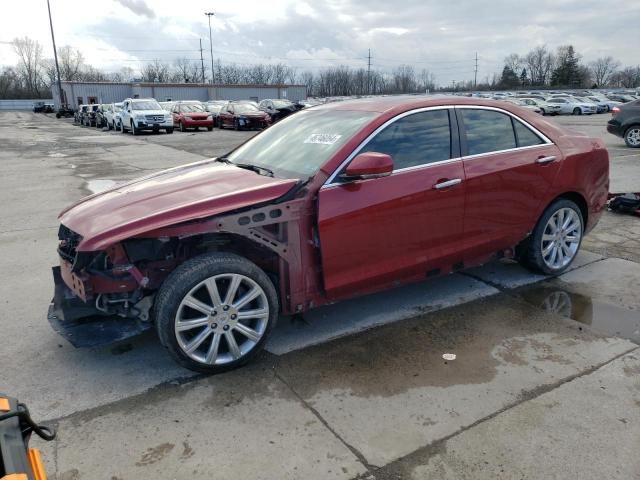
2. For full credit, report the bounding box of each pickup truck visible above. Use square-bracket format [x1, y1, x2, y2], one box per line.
[119, 98, 173, 135]
[49, 96, 609, 373]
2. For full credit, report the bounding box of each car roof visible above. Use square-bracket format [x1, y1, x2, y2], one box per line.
[313, 95, 535, 113]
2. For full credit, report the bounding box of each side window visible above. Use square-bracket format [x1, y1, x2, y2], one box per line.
[513, 119, 544, 148]
[460, 109, 516, 155]
[360, 109, 451, 170]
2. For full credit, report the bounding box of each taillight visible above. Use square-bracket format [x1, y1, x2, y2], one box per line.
[611, 106, 621, 116]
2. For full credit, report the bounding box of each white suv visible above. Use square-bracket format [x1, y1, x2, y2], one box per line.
[120, 98, 174, 135]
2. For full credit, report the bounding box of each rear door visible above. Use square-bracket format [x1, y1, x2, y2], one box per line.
[457, 107, 562, 262]
[318, 108, 467, 298]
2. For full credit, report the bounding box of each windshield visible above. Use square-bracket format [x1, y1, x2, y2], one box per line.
[181, 104, 205, 112]
[235, 104, 260, 114]
[206, 104, 222, 113]
[273, 100, 293, 108]
[132, 100, 162, 110]
[227, 109, 377, 179]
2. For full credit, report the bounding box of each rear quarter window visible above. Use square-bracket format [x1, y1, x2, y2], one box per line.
[460, 109, 516, 155]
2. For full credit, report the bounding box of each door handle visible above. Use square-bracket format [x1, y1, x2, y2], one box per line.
[434, 178, 462, 190]
[536, 155, 557, 165]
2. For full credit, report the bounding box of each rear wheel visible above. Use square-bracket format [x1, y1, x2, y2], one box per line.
[522, 199, 583, 275]
[180, 122, 186, 132]
[155, 253, 278, 373]
[624, 125, 640, 148]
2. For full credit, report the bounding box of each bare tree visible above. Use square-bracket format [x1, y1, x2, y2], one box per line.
[141, 59, 170, 82]
[589, 56, 621, 87]
[524, 45, 554, 86]
[392, 65, 417, 93]
[58, 46, 84, 81]
[504, 53, 521, 74]
[12, 36, 45, 95]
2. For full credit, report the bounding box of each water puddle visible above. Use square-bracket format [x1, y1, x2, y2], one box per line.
[85, 179, 117, 194]
[516, 284, 640, 344]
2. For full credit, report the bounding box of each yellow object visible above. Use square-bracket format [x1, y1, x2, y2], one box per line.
[0, 398, 10, 412]
[28, 449, 47, 480]
[0, 474, 29, 480]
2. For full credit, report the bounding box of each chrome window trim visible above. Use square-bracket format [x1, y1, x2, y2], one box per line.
[322, 104, 554, 188]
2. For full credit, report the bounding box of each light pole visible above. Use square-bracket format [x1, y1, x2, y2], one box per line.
[46, 0, 64, 108]
[205, 12, 215, 84]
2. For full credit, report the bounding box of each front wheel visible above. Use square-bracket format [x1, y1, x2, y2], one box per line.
[539, 108, 545, 115]
[155, 253, 278, 373]
[180, 122, 186, 132]
[624, 125, 640, 148]
[572, 107, 581, 115]
[522, 199, 583, 275]
[131, 121, 139, 135]
[166, 127, 174, 134]
[207, 126, 213, 131]
[120, 121, 126, 133]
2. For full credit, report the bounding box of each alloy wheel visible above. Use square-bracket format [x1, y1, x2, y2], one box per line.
[174, 273, 269, 366]
[626, 127, 640, 147]
[541, 208, 582, 270]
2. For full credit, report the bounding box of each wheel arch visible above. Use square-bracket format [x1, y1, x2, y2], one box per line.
[546, 191, 588, 226]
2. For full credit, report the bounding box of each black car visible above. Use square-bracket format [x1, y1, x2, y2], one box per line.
[258, 99, 298, 122]
[607, 100, 640, 148]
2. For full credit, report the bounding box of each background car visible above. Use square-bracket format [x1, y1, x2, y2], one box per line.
[607, 100, 640, 148]
[74, 105, 88, 123]
[217, 101, 271, 130]
[545, 97, 596, 115]
[585, 96, 620, 112]
[105, 102, 123, 130]
[573, 96, 607, 114]
[607, 94, 636, 103]
[504, 98, 542, 114]
[515, 97, 553, 115]
[171, 102, 214, 132]
[81, 104, 99, 126]
[258, 99, 298, 122]
[120, 98, 174, 135]
[95, 104, 109, 128]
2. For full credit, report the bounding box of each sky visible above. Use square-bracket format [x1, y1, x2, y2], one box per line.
[1, 0, 639, 86]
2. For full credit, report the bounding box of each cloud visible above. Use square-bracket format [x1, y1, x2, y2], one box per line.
[113, 0, 155, 19]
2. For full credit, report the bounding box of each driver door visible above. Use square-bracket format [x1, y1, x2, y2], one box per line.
[317, 108, 467, 298]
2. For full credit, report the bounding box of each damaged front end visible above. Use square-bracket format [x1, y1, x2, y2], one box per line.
[48, 225, 162, 347]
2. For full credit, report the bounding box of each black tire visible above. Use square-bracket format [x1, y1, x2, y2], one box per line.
[120, 121, 126, 133]
[572, 107, 581, 115]
[539, 108, 545, 116]
[131, 120, 139, 136]
[234, 118, 240, 131]
[623, 125, 640, 148]
[218, 118, 224, 129]
[521, 198, 583, 275]
[180, 122, 186, 132]
[166, 127, 174, 134]
[207, 126, 213, 131]
[155, 252, 278, 373]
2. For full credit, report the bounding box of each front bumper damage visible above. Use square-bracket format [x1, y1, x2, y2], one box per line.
[48, 266, 151, 348]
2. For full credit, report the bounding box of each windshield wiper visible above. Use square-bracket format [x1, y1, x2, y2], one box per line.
[234, 163, 274, 177]
[215, 157, 274, 177]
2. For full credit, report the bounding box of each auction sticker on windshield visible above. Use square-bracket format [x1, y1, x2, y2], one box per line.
[304, 133, 342, 145]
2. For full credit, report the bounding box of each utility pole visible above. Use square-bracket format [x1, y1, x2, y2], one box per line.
[199, 38, 206, 83]
[367, 48, 371, 95]
[474, 52, 478, 89]
[205, 12, 215, 84]
[46, 0, 64, 108]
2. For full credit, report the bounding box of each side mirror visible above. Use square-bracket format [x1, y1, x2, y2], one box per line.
[342, 152, 393, 180]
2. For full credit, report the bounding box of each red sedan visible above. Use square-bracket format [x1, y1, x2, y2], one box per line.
[171, 102, 214, 131]
[49, 96, 609, 372]
[217, 101, 271, 130]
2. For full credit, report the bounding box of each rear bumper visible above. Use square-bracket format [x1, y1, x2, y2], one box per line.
[48, 266, 151, 348]
[606, 120, 623, 137]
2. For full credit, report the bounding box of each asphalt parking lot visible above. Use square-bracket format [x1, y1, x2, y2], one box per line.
[1, 110, 639, 479]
